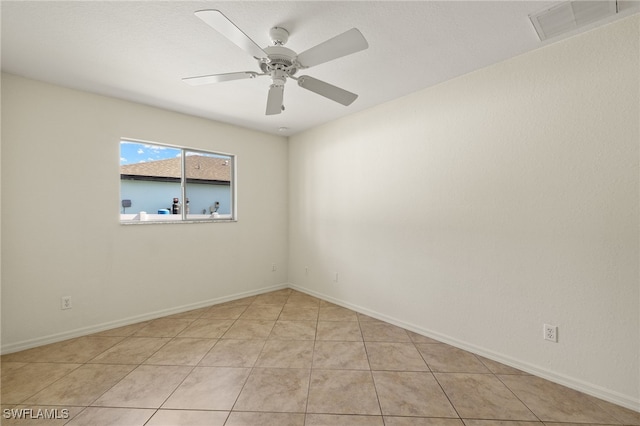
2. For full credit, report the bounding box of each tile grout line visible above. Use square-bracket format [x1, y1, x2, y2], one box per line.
[218, 301, 259, 417]
[429, 368, 464, 422]
[226, 291, 285, 418]
[358, 314, 386, 421]
[491, 365, 543, 423]
[297, 291, 318, 425]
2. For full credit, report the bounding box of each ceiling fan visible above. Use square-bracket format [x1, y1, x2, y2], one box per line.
[183, 10, 369, 115]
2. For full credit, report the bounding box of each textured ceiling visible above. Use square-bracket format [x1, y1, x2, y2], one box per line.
[2, 1, 638, 136]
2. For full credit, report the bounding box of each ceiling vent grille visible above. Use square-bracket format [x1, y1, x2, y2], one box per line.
[529, 0, 618, 41]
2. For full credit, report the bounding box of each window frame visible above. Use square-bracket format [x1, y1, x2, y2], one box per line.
[119, 138, 237, 224]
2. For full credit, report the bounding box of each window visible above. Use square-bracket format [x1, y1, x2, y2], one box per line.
[120, 140, 235, 223]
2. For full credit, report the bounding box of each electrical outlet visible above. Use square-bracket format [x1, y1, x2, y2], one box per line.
[272, 264, 277, 272]
[61, 296, 72, 310]
[305, 266, 309, 276]
[544, 324, 558, 342]
[333, 272, 339, 283]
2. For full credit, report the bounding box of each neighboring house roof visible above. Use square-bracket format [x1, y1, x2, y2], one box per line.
[120, 155, 231, 183]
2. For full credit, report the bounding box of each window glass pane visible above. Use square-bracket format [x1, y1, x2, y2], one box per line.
[184, 150, 233, 220]
[120, 140, 234, 223]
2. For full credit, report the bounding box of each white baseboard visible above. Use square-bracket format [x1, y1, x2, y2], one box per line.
[288, 283, 640, 413]
[1, 283, 288, 355]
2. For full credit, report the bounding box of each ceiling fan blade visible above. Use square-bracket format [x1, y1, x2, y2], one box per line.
[296, 28, 368, 68]
[195, 10, 269, 60]
[266, 85, 284, 115]
[182, 72, 259, 86]
[297, 75, 358, 106]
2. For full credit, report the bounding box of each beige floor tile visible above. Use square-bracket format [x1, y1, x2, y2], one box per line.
[24, 364, 136, 406]
[0, 344, 57, 363]
[64, 407, 155, 426]
[1, 361, 27, 375]
[305, 414, 384, 425]
[92, 365, 191, 408]
[285, 294, 321, 308]
[201, 305, 248, 319]
[255, 339, 314, 368]
[143, 337, 216, 365]
[313, 341, 370, 370]
[407, 331, 442, 344]
[416, 344, 490, 373]
[177, 318, 234, 338]
[307, 369, 380, 415]
[498, 375, 627, 424]
[360, 322, 412, 342]
[373, 371, 457, 418]
[88, 337, 171, 364]
[252, 293, 289, 305]
[477, 356, 530, 375]
[316, 321, 363, 341]
[1, 363, 81, 404]
[435, 373, 538, 421]
[198, 339, 266, 367]
[1, 336, 124, 363]
[133, 318, 194, 337]
[279, 306, 320, 321]
[222, 320, 275, 339]
[269, 320, 317, 340]
[366, 342, 429, 371]
[91, 321, 151, 337]
[163, 306, 211, 319]
[319, 306, 359, 321]
[357, 313, 385, 323]
[162, 366, 250, 410]
[385, 418, 465, 426]
[463, 421, 543, 426]
[226, 411, 305, 425]
[542, 423, 629, 426]
[234, 368, 310, 412]
[593, 399, 640, 425]
[146, 409, 228, 426]
[239, 304, 284, 320]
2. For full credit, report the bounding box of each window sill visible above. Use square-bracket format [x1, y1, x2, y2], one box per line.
[120, 213, 234, 224]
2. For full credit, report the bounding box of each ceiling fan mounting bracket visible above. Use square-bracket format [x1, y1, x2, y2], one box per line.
[269, 27, 289, 46]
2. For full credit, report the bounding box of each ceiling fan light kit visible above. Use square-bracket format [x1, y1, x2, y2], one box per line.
[183, 9, 369, 116]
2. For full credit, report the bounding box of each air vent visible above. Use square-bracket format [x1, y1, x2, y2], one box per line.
[529, 0, 618, 41]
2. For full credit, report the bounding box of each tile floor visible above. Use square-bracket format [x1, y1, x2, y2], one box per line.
[1, 289, 638, 425]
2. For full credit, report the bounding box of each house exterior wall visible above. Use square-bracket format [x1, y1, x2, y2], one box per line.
[288, 16, 639, 409]
[120, 180, 231, 215]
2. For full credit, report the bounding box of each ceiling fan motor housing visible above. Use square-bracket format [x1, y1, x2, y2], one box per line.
[259, 45, 299, 82]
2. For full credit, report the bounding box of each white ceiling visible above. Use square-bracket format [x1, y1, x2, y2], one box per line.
[2, 1, 638, 136]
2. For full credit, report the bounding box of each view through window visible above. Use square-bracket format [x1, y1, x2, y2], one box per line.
[120, 140, 234, 223]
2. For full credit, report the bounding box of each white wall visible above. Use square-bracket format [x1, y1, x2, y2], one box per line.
[288, 15, 639, 409]
[1, 73, 289, 352]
